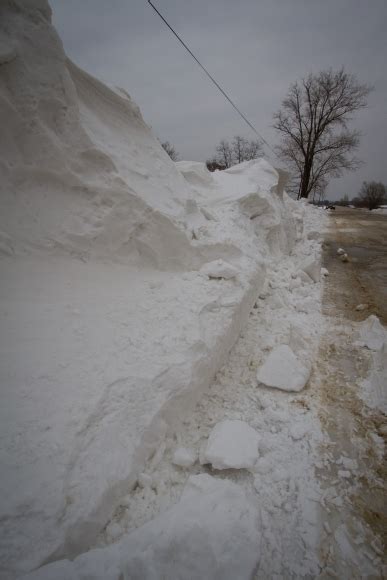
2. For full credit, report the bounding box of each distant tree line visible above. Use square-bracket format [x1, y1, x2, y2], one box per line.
[160, 135, 263, 171]
[352, 181, 386, 210]
[206, 136, 263, 171]
[335, 194, 350, 207]
[334, 181, 386, 210]
[160, 134, 264, 172]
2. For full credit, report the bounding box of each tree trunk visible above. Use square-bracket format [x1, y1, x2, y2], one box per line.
[299, 159, 312, 199]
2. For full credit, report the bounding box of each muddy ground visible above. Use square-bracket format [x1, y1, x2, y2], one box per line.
[316, 207, 387, 578]
[322, 207, 387, 324]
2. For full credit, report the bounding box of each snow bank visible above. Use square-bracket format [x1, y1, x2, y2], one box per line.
[95, 201, 327, 579]
[21, 475, 261, 580]
[0, 1, 197, 269]
[0, 2, 298, 577]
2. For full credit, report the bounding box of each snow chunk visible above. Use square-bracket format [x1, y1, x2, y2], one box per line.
[289, 423, 309, 441]
[172, 446, 197, 467]
[257, 345, 311, 392]
[297, 270, 313, 284]
[105, 522, 123, 543]
[357, 315, 387, 351]
[123, 473, 261, 578]
[200, 259, 239, 280]
[289, 276, 302, 291]
[299, 256, 320, 283]
[203, 420, 260, 469]
[361, 342, 387, 413]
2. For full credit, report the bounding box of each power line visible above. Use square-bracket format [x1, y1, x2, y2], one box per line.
[147, 0, 278, 158]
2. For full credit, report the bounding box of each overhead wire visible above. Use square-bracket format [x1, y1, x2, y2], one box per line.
[147, 0, 278, 159]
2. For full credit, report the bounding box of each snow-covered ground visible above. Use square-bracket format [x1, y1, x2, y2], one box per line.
[0, 2, 299, 577]
[372, 206, 387, 214]
[19, 204, 328, 580]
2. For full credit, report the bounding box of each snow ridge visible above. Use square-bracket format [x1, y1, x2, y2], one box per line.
[21, 201, 327, 580]
[0, 2, 306, 578]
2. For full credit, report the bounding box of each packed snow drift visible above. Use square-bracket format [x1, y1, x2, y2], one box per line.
[0, 2, 329, 579]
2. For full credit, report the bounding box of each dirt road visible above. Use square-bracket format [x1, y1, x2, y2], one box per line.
[322, 207, 387, 323]
[316, 207, 387, 578]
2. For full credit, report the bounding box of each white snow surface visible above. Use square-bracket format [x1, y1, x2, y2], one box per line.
[172, 447, 197, 468]
[200, 259, 239, 279]
[19, 201, 322, 580]
[300, 255, 321, 283]
[357, 316, 387, 413]
[257, 344, 311, 392]
[0, 2, 306, 578]
[356, 314, 387, 351]
[202, 419, 260, 469]
[14, 196, 327, 579]
[21, 474, 261, 580]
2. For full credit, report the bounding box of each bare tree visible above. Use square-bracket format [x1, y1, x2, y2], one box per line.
[336, 194, 350, 206]
[358, 181, 386, 210]
[216, 139, 233, 168]
[273, 69, 371, 199]
[213, 136, 263, 169]
[231, 135, 263, 163]
[232, 135, 248, 164]
[161, 140, 180, 162]
[244, 139, 263, 161]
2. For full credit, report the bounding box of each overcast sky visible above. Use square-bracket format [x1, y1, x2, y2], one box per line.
[51, 0, 387, 201]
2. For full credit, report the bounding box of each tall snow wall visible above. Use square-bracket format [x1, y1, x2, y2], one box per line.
[0, 1, 297, 578]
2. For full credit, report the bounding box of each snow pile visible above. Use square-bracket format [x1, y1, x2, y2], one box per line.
[257, 344, 311, 392]
[21, 202, 326, 580]
[0, 2, 302, 578]
[202, 419, 260, 469]
[357, 315, 386, 351]
[92, 201, 326, 579]
[372, 206, 387, 215]
[21, 475, 261, 580]
[0, 2, 197, 269]
[357, 316, 387, 413]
